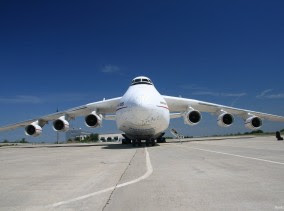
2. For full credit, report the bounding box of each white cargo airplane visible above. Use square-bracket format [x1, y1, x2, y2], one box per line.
[1, 76, 284, 146]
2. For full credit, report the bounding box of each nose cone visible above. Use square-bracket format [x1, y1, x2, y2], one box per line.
[127, 95, 156, 126]
[131, 95, 151, 108]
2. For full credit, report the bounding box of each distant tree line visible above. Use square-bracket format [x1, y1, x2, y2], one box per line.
[1, 138, 28, 143]
[213, 129, 283, 137]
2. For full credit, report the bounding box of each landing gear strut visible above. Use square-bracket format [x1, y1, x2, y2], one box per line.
[157, 137, 166, 143]
[132, 140, 142, 147]
[146, 140, 150, 146]
[131, 139, 156, 147]
[151, 139, 156, 146]
[122, 137, 131, 145]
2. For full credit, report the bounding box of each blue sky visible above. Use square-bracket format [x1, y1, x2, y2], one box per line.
[1, 0, 284, 142]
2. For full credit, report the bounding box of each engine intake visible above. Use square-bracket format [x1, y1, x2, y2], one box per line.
[53, 117, 69, 132]
[25, 123, 42, 137]
[85, 112, 102, 128]
[184, 109, 202, 125]
[245, 116, 262, 130]
[218, 112, 234, 127]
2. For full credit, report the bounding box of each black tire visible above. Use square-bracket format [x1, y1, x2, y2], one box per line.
[157, 137, 166, 143]
[146, 140, 150, 146]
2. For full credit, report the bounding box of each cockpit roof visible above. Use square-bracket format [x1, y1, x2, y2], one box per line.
[131, 76, 153, 86]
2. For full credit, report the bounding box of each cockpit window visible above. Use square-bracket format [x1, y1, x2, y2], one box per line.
[131, 78, 153, 86]
[134, 79, 141, 82]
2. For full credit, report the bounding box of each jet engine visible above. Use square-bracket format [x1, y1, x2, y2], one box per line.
[25, 123, 42, 137]
[218, 112, 234, 127]
[85, 112, 102, 128]
[53, 117, 70, 132]
[183, 109, 202, 125]
[245, 116, 262, 130]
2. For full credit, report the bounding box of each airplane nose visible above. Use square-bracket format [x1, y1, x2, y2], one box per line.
[131, 95, 151, 108]
[127, 95, 155, 126]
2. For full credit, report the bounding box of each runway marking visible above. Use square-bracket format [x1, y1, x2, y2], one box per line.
[178, 144, 284, 165]
[48, 147, 153, 208]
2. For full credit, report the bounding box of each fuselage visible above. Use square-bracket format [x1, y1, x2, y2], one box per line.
[116, 78, 169, 140]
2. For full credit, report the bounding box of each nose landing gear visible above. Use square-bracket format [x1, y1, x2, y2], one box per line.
[132, 140, 142, 147]
[131, 139, 156, 147]
[131, 140, 142, 147]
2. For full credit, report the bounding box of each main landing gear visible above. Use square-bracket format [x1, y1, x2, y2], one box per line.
[131, 139, 156, 147]
[156, 137, 166, 143]
[132, 140, 142, 147]
[122, 138, 131, 145]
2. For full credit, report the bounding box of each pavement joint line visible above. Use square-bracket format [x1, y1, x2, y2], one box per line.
[175, 144, 284, 165]
[102, 149, 138, 211]
[47, 147, 153, 208]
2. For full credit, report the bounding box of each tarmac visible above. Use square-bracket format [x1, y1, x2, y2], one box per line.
[0, 136, 284, 211]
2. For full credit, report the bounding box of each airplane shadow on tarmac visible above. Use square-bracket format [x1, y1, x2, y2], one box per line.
[102, 143, 160, 149]
[0, 136, 255, 150]
[166, 136, 255, 144]
[0, 143, 157, 150]
[0, 143, 112, 149]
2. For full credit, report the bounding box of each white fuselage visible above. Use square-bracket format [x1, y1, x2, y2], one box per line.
[116, 84, 170, 140]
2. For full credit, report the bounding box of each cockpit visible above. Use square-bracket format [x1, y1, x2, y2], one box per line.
[131, 76, 153, 86]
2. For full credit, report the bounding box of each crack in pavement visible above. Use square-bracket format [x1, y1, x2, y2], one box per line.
[102, 149, 138, 211]
[48, 147, 153, 209]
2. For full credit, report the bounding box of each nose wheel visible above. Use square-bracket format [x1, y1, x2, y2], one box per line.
[132, 140, 142, 147]
[146, 140, 150, 146]
[132, 139, 156, 147]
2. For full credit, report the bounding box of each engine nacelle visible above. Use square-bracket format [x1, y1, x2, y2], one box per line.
[85, 112, 102, 128]
[53, 117, 70, 132]
[218, 112, 234, 127]
[245, 116, 262, 130]
[25, 123, 42, 137]
[183, 109, 202, 125]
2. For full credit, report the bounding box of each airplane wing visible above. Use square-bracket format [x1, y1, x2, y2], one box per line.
[163, 95, 284, 122]
[0, 97, 121, 132]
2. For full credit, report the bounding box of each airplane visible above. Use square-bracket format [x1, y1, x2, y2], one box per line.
[1, 76, 284, 146]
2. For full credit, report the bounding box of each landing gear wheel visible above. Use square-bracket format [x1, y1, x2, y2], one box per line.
[157, 137, 166, 143]
[151, 139, 156, 146]
[146, 140, 150, 147]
